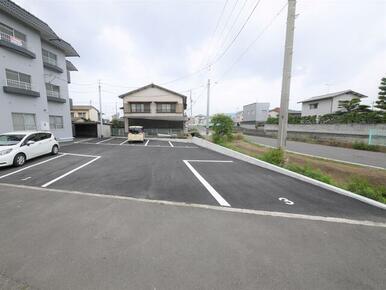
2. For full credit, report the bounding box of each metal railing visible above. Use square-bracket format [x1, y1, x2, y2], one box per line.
[47, 89, 60, 98]
[6, 79, 32, 90]
[43, 55, 57, 66]
[0, 31, 27, 48]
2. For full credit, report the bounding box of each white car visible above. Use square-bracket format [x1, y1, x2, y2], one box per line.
[0, 131, 60, 167]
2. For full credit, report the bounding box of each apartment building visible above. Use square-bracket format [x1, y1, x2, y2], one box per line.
[0, 0, 78, 141]
[120, 83, 187, 136]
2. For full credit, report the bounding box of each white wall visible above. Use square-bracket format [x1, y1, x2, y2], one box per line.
[301, 99, 332, 116]
[0, 11, 73, 141]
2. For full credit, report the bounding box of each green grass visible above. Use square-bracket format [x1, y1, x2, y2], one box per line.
[285, 164, 333, 184]
[259, 148, 285, 166]
[352, 141, 381, 152]
[345, 178, 386, 203]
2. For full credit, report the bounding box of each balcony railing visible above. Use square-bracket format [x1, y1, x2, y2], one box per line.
[6, 79, 32, 91]
[43, 55, 57, 66]
[0, 31, 26, 48]
[47, 89, 60, 98]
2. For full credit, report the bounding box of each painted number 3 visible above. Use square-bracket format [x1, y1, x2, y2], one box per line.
[278, 197, 294, 205]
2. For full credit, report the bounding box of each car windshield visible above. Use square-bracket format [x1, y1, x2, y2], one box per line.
[0, 134, 26, 146]
[129, 128, 143, 134]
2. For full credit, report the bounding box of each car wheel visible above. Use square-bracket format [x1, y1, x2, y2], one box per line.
[51, 145, 59, 155]
[13, 153, 26, 167]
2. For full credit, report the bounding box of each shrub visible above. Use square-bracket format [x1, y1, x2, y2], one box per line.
[346, 178, 384, 202]
[211, 114, 234, 144]
[285, 164, 332, 184]
[352, 142, 380, 152]
[259, 148, 285, 166]
[266, 117, 279, 124]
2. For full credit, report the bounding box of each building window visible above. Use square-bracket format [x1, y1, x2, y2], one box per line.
[0, 22, 27, 47]
[156, 103, 176, 113]
[78, 112, 87, 118]
[130, 103, 150, 113]
[309, 103, 318, 110]
[6, 69, 32, 90]
[42, 49, 57, 66]
[71, 112, 75, 119]
[49, 115, 64, 129]
[46, 83, 60, 98]
[12, 113, 36, 131]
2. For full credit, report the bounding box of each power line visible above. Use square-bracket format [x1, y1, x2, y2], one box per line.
[216, 1, 288, 82]
[202, 0, 230, 67]
[210, 0, 263, 65]
[215, 0, 249, 57]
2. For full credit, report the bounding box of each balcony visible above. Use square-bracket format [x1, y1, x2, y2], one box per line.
[47, 89, 66, 103]
[0, 32, 35, 59]
[43, 55, 63, 73]
[3, 79, 40, 97]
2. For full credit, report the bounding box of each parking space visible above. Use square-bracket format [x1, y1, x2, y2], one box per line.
[0, 140, 385, 222]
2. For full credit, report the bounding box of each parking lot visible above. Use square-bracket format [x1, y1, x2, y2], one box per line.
[0, 137, 385, 222]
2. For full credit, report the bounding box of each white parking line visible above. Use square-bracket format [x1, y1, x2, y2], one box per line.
[183, 160, 231, 207]
[21, 177, 31, 181]
[145, 140, 149, 146]
[119, 139, 129, 145]
[74, 138, 95, 144]
[0, 154, 65, 180]
[41, 156, 101, 188]
[96, 137, 115, 144]
[168, 141, 174, 147]
[80, 142, 198, 148]
[61, 152, 100, 158]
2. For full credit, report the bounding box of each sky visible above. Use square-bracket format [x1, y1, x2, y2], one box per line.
[13, 0, 386, 118]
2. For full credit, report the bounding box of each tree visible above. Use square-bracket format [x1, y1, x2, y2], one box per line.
[111, 118, 124, 128]
[375, 77, 386, 111]
[338, 98, 370, 113]
[211, 114, 234, 144]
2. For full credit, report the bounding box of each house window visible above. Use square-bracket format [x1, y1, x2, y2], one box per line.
[46, 83, 60, 98]
[71, 112, 75, 119]
[49, 115, 64, 129]
[156, 103, 176, 113]
[12, 113, 36, 131]
[0, 22, 27, 47]
[78, 112, 87, 118]
[130, 103, 150, 113]
[42, 49, 57, 66]
[309, 103, 318, 110]
[6, 69, 32, 90]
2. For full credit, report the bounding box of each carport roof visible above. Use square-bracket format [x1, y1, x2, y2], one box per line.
[118, 83, 187, 108]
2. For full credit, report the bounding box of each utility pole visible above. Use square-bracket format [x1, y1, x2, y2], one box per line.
[277, 0, 296, 149]
[206, 79, 211, 136]
[189, 90, 193, 118]
[98, 80, 103, 138]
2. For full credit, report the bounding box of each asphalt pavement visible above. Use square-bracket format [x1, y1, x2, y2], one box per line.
[1, 138, 385, 221]
[245, 135, 386, 169]
[0, 184, 385, 290]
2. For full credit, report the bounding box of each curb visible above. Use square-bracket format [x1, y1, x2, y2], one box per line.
[192, 137, 386, 210]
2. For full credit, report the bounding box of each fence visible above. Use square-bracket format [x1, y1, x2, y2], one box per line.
[368, 129, 386, 146]
[111, 127, 125, 136]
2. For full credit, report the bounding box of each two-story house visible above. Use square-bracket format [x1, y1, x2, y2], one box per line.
[299, 90, 368, 117]
[119, 84, 187, 136]
[71, 105, 100, 122]
[0, 0, 78, 141]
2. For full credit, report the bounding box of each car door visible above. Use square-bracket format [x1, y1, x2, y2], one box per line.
[21, 133, 41, 159]
[38, 133, 52, 155]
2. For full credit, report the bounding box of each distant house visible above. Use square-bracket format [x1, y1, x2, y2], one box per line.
[241, 102, 269, 128]
[119, 83, 187, 136]
[268, 107, 301, 118]
[298, 90, 368, 117]
[71, 105, 100, 122]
